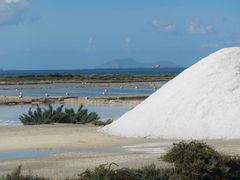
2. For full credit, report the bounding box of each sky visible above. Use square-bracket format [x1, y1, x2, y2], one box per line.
[0, 0, 240, 70]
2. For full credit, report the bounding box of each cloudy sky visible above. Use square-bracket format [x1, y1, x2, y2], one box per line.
[0, 0, 239, 69]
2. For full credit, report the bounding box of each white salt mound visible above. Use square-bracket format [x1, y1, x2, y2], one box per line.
[102, 47, 240, 139]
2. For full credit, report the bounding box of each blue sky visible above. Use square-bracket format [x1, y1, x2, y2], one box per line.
[0, 0, 239, 70]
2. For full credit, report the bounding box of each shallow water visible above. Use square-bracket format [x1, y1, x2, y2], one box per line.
[0, 82, 165, 97]
[0, 143, 168, 161]
[0, 82, 164, 125]
[0, 103, 133, 125]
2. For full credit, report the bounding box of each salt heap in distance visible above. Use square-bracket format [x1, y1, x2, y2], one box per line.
[103, 47, 240, 139]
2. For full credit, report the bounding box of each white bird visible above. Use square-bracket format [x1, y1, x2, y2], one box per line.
[120, 86, 123, 89]
[102, 91, 107, 96]
[65, 92, 69, 96]
[135, 86, 138, 89]
[45, 93, 49, 97]
[18, 92, 22, 98]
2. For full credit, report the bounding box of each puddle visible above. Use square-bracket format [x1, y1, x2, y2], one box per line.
[122, 143, 169, 154]
[0, 143, 169, 161]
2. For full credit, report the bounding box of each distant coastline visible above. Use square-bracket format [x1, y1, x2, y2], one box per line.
[0, 67, 186, 77]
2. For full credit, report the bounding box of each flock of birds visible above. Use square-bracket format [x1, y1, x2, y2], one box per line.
[17, 89, 70, 98]
[16, 85, 158, 98]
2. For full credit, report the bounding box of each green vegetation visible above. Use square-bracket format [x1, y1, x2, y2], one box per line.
[79, 163, 171, 180]
[79, 141, 240, 180]
[0, 73, 176, 84]
[0, 166, 47, 180]
[19, 104, 111, 126]
[162, 141, 240, 180]
[2, 141, 240, 179]
[93, 119, 113, 126]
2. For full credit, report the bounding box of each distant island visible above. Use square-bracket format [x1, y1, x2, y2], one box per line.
[96, 58, 180, 69]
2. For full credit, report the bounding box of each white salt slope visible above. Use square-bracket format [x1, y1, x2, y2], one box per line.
[102, 47, 240, 139]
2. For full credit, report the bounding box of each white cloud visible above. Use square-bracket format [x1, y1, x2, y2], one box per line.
[200, 43, 219, 49]
[83, 37, 96, 53]
[187, 19, 213, 34]
[125, 37, 131, 48]
[0, 0, 31, 25]
[88, 37, 94, 44]
[201, 40, 240, 49]
[152, 19, 176, 32]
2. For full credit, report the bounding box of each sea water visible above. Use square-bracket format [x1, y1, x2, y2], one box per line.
[0, 68, 185, 76]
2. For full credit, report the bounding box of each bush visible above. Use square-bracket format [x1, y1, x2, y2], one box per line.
[80, 141, 240, 180]
[19, 104, 102, 125]
[79, 163, 171, 180]
[162, 141, 240, 180]
[93, 119, 113, 126]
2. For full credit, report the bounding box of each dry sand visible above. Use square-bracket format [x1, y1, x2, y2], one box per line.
[0, 125, 240, 179]
[0, 95, 145, 106]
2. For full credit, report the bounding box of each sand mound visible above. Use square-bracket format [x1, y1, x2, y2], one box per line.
[102, 47, 240, 139]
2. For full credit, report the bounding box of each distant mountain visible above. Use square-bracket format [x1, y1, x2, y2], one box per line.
[96, 58, 180, 69]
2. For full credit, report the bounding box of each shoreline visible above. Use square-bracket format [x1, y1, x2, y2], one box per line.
[0, 74, 175, 85]
[0, 79, 170, 85]
[0, 95, 147, 105]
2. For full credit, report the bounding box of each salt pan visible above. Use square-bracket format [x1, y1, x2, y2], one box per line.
[103, 47, 240, 139]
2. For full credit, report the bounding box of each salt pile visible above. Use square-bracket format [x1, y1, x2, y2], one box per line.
[103, 47, 240, 139]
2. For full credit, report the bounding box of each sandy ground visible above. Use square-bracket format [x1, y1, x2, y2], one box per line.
[0, 125, 240, 179]
[0, 95, 145, 106]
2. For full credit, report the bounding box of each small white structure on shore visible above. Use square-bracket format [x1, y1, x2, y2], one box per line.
[103, 47, 240, 139]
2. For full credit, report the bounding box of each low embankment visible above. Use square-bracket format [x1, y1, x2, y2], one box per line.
[0, 95, 147, 105]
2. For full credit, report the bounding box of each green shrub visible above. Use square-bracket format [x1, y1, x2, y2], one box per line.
[79, 163, 171, 180]
[162, 141, 240, 180]
[162, 141, 221, 164]
[93, 119, 113, 126]
[19, 104, 101, 125]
